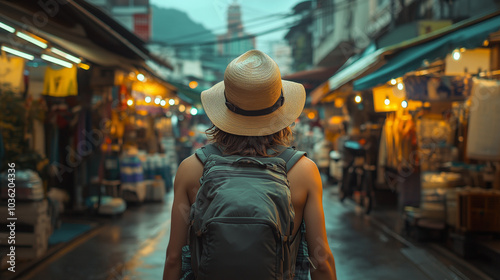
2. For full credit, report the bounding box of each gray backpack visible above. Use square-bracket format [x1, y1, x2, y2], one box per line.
[189, 144, 306, 280]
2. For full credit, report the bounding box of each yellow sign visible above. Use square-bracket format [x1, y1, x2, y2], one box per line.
[373, 85, 405, 112]
[418, 20, 452, 35]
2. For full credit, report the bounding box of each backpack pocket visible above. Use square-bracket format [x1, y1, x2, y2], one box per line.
[196, 217, 284, 280]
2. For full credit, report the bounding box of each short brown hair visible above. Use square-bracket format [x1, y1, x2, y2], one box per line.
[206, 125, 293, 157]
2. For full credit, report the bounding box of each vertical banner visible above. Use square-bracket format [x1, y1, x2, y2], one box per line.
[134, 13, 150, 41]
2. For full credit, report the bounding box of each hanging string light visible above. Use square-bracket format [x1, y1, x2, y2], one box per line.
[397, 82, 404, 90]
[354, 95, 362, 103]
[401, 100, 408, 109]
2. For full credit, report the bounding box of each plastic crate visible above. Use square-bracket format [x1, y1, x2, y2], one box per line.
[457, 190, 500, 232]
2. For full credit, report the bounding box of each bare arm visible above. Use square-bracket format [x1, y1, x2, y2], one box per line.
[290, 157, 337, 280]
[163, 155, 202, 280]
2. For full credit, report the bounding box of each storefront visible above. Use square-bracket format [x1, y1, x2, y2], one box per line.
[0, 0, 184, 265]
[315, 10, 500, 262]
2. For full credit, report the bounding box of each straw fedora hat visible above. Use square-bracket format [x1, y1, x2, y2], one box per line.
[201, 50, 306, 136]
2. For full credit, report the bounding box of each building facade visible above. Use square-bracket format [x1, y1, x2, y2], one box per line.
[284, 1, 314, 73]
[311, 0, 500, 69]
[87, 0, 151, 42]
[217, 2, 256, 57]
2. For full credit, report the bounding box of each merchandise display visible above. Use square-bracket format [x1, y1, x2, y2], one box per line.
[42, 66, 78, 97]
[0, 170, 44, 201]
[466, 78, 500, 161]
[0, 54, 25, 93]
[120, 150, 146, 203]
[0, 199, 51, 262]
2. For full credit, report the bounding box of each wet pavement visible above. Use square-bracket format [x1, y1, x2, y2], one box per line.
[9, 185, 494, 280]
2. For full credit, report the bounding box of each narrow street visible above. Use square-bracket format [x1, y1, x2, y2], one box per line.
[2, 1, 500, 280]
[12, 185, 491, 280]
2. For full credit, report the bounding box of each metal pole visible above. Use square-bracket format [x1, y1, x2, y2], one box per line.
[390, 0, 396, 30]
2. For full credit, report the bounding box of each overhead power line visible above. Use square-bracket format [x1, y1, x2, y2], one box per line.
[165, 12, 293, 43]
[156, 0, 359, 49]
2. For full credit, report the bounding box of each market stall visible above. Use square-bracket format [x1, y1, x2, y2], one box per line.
[331, 10, 500, 256]
[0, 0, 179, 266]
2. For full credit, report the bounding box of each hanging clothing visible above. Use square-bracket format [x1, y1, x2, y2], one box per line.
[33, 119, 46, 158]
[466, 78, 500, 160]
[405, 75, 429, 100]
[382, 111, 417, 170]
[48, 125, 59, 164]
[0, 130, 4, 162]
[377, 124, 387, 185]
[0, 54, 25, 93]
[43, 66, 78, 97]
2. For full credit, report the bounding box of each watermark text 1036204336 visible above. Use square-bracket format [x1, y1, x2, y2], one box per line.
[6, 163, 17, 272]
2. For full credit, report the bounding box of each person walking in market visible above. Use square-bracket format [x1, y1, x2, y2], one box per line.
[163, 50, 337, 280]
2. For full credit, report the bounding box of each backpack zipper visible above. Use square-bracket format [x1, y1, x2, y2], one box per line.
[203, 217, 281, 237]
[205, 161, 286, 176]
[204, 169, 289, 186]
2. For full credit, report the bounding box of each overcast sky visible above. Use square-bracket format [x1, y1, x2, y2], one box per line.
[150, 0, 303, 52]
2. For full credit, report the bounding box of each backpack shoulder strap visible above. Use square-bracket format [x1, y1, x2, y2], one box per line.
[277, 146, 307, 172]
[195, 143, 222, 164]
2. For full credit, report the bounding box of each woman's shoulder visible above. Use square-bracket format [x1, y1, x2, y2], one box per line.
[288, 155, 321, 184]
[178, 154, 204, 173]
[176, 155, 204, 185]
[290, 154, 319, 173]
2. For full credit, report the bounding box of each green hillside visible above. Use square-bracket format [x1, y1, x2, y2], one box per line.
[151, 5, 215, 44]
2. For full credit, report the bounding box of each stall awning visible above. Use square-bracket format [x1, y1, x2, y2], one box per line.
[0, 0, 173, 71]
[354, 12, 500, 91]
[311, 45, 385, 105]
[167, 81, 203, 106]
[283, 67, 339, 93]
[283, 67, 338, 82]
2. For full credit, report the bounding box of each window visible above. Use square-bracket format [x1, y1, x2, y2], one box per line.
[134, 0, 149, 6]
[314, 0, 334, 45]
[112, 0, 130, 6]
[378, 0, 390, 8]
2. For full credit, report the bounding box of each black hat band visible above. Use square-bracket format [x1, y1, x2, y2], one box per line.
[224, 90, 285, 117]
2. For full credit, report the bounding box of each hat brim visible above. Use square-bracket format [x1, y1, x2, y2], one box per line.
[201, 80, 306, 136]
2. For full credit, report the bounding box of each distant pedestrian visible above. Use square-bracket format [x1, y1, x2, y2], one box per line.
[163, 50, 336, 280]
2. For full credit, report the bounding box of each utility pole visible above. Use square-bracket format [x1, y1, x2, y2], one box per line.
[390, 0, 396, 30]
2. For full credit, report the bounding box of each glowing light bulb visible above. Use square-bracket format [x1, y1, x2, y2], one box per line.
[354, 95, 362, 103]
[145, 96, 151, 103]
[397, 83, 404, 90]
[390, 79, 397, 85]
[154, 97, 161, 105]
[452, 50, 461, 61]
[160, 100, 166, 106]
[190, 108, 198, 115]
[169, 99, 175, 105]
[384, 97, 390, 105]
[137, 73, 145, 81]
[189, 81, 198, 89]
[401, 100, 408, 109]
[127, 99, 133, 106]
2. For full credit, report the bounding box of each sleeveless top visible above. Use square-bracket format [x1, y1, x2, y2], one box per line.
[181, 144, 311, 279]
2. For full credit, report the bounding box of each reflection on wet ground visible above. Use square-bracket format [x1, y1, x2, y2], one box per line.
[14, 186, 489, 280]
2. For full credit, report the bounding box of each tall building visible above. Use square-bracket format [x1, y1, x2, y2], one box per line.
[270, 41, 293, 76]
[284, 1, 314, 72]
[217, 1, 256, 56]
[86, 0, 151, 42]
